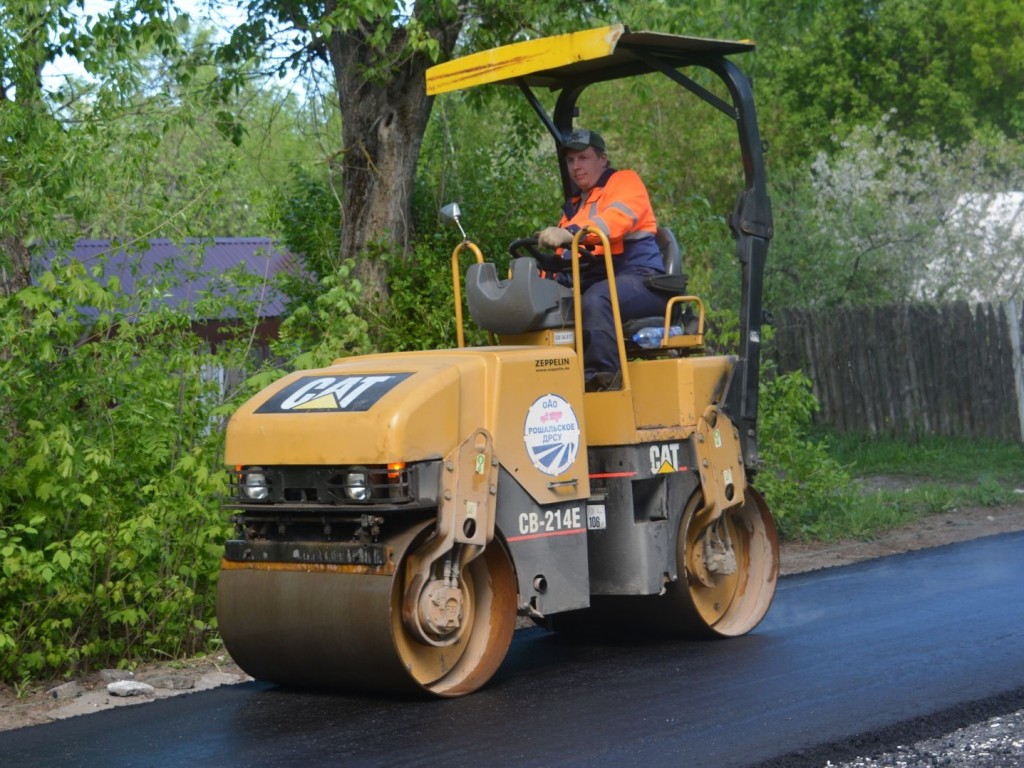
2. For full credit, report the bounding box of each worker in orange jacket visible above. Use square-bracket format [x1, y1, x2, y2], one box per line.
[538, 128, 668, 390]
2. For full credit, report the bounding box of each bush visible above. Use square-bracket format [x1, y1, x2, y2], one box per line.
[268, 259, 373, 370]
[0, 261, 269, 682]
[369, 238, 501, 353]
[756, 368, 862, 540]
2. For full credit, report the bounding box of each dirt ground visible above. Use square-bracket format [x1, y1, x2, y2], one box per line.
[777, 501, 1024, 575]
[3, 501, 1024, 733]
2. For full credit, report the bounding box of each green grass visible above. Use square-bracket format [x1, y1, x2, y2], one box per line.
[823, 431, 1024, 484]
[795, 431, 1024, 542]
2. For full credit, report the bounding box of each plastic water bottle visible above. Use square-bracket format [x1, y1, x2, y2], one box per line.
[632, 325, 683, 348]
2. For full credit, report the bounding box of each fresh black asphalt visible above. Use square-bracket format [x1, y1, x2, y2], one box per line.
[2, 532, 1023, 768]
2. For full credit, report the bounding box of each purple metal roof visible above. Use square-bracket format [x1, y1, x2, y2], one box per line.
[44, 238, 294, 319]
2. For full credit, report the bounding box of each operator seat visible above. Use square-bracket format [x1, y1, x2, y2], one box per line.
[621, 227, 696, 348]
[655, 227, 683, 276]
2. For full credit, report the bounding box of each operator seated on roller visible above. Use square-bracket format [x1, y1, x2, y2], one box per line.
[538, 128, 669, 391]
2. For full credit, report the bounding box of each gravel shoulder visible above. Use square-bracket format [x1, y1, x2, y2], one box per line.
[3, 502, 1024, 734]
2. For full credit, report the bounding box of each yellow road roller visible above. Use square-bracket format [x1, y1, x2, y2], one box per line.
[217, 25, 778, 697]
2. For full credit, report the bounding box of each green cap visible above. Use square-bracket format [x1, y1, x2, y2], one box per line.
[562, 128, 606, 153]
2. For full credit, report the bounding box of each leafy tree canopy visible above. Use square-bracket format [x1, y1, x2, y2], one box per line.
[0, 1, 329, 295]
[759, 0, 1024, 158]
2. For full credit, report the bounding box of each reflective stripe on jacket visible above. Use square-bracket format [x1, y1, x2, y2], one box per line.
[558, 168, 663, 282]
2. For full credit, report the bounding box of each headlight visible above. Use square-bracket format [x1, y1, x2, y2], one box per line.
[242, 469, 270, 501]
[344, 472, 370, 501]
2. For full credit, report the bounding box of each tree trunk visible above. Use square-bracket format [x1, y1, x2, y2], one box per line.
[0, 235, 31, 298]
[1, 5, 47, 298]
[325, 21, 457, 302]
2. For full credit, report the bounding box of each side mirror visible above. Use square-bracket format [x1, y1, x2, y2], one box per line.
[440, 202, 467, 240]
[440, 202, 461, 223]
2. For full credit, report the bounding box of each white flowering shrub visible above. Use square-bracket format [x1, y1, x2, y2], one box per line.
[768, 116, 1024, 307]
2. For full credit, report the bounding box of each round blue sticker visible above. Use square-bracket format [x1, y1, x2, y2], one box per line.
[523, 394, 580, 476]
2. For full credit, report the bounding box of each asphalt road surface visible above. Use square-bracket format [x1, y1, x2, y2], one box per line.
[2, 532, 1023, 768]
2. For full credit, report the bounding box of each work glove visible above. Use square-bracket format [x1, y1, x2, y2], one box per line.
[538, 226, 573, 249]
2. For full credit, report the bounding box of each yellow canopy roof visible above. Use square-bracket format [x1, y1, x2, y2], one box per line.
[425, 25, 755, 96]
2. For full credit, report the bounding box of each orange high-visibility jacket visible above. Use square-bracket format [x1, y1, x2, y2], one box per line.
[558, 168, 661, 273]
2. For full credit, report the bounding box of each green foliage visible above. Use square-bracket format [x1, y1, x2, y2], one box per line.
[70, 39, 326, 241]
[414, 93, 562, 250]
[951, 0, 1024, 136]
[1, 5, 326, 298]
[0, 5, 337, 682]
[269, 163, 344, 314]
[221, 0, 611, 291]
[1, 2, 185, 286]
[273, 165, 342, 281]
[755, 368, 862, 540]
[0, 262, 269, 682]
[270, 260, 373, 370]
[758, 0, 1024, 159]
[373, 239, 461, 352]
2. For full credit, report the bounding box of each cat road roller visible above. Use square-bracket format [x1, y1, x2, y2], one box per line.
[217, 25, 778, 697]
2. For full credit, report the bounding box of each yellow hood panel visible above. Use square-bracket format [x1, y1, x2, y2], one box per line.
[226, 348, 591, 504]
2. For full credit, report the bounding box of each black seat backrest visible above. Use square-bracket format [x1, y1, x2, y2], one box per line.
[622, 226, 694, 345]
[655, 227, 682, 276]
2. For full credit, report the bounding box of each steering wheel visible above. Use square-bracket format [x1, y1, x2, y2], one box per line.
[507, 237, 598, 274]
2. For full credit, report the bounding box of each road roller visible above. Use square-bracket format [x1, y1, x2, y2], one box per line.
[217, 25, 778, 697]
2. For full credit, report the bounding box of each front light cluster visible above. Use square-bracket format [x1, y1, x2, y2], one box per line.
[239, 467, 270, 501]
[233, 462, 413, 505]
[328, 465, 408, 503]
[343, 471, 370, 501]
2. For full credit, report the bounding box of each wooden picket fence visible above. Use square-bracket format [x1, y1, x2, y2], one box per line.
[771, 301, 1024, 442]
